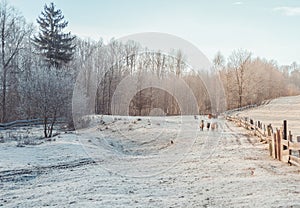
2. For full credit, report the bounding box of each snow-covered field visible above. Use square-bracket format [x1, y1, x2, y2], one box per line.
[236, 95, 300, 136]
[0, 114, 299, 207]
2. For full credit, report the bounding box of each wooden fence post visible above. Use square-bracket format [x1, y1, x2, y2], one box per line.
[283, 120, 287, 140]
[277, 129, 282, 161]
[273, 133, 277, 159]
[267, 124, 272, 136]
[283, 120, 287, 151]
[298, 136, 300, 157]
[289, 131, 292, 158]
[269, 136, 272, 156]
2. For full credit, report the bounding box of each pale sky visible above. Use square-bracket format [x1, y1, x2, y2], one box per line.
[6, 0, 300, 65]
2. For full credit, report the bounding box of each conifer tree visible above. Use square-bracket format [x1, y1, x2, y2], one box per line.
[33, 2, 75, 68]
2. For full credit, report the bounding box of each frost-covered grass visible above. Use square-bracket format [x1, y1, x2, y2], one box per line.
[0, 114, 299, 207]
[0, 125, 61, 146]
[237, 95, 300, 136]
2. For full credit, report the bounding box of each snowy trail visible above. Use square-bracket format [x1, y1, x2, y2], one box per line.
[0, 117, 299, 207]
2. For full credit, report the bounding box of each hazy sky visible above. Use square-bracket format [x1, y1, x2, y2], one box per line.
[6, 0, 300, 65]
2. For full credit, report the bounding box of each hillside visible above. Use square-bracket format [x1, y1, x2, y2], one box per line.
[236, 95, 300, 136]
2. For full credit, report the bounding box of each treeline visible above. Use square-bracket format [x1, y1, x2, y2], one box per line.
[93, 49, 213, 116]
[216, 50, 300, 109]
[1, 1, 300, 128]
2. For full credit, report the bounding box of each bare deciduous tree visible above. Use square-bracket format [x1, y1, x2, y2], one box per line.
[28, 66, 73, 137]
[228, 49, 252, 108]
[0, 1, 31, 122]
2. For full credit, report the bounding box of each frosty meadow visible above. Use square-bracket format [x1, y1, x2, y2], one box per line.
[0, 1, 300, 207]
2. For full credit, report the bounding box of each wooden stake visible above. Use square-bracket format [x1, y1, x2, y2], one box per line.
[277, 129, 281, 161]
[289, 131, 292, 160]
[273, 133, 277, 159]
[297, 136, 300, 158]
[283, 120, 287, 140]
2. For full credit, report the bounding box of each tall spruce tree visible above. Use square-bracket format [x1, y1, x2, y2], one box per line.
[33, 2, 75, 68]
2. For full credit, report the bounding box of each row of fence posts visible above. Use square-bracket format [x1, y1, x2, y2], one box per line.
[227, 116, 300, 167]
[269, 120, 300, 166]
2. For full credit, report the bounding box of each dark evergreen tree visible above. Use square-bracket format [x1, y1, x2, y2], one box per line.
[33, 2, 75, 68]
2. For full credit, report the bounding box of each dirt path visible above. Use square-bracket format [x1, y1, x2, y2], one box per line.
[1, 119, 299, 207]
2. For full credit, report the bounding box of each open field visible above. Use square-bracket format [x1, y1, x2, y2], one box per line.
[0, 114, 299, 207]
[237, 95, 300, 136]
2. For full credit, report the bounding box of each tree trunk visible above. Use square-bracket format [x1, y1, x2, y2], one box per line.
[1, 17, 6, 122]
[44, 116, 48, 138]
[49, 109, 57, 138]
[2, 67, 7, 122]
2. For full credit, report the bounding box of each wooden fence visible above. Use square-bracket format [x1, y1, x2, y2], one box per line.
[227, 115, 300, 167]
[223, 104, 257, 115]
[0, 118, 66, 130]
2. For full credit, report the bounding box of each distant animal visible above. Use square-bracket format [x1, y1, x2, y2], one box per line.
[211, 122, 218, 131]
[206, 122, 211, 129]
[200, 120, 204, 131]
[208, 113, 218, 119]
[170, 140, 174, 144]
